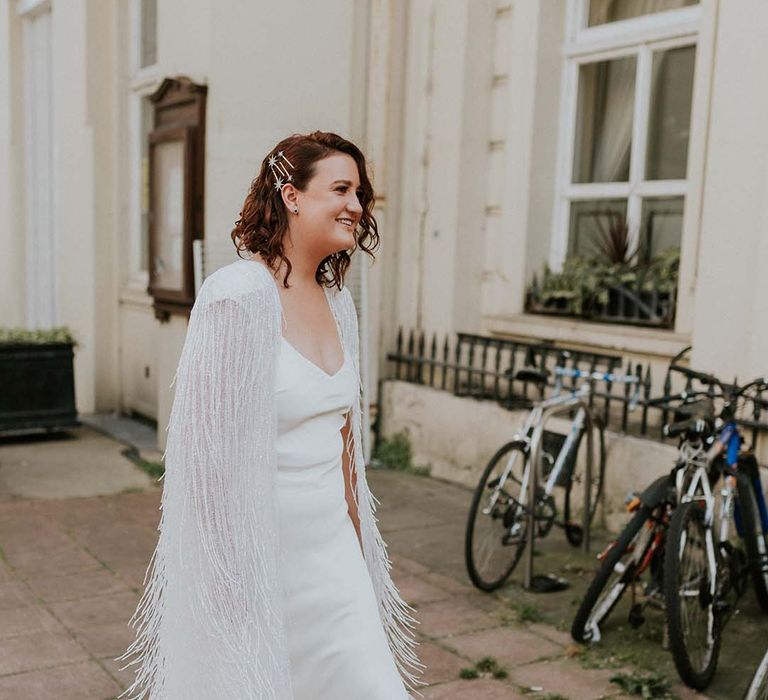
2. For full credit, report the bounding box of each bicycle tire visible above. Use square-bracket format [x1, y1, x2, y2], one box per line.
[664, 501, 721, 690]
[571, 504, 654, 643]
[745, 648, 768, 700]
[465, 441, 529, 591]
[564, 423, 606, 547]
[735, 472, 768, 612]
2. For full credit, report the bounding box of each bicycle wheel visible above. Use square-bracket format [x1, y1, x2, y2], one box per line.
[564, 423, 606, 546]
[745, 648, 768, 700]
[664, 501, 720, 690]
[571, 505, 655, 643]
[735, 473, 768, 612]
[465, 441, 529, 591]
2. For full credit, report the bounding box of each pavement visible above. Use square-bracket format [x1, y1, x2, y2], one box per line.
[0, 424, 764, 699]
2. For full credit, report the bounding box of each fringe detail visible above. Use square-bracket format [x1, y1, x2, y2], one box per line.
[334, 287, 426, 697]
[116, 266, 291, 699]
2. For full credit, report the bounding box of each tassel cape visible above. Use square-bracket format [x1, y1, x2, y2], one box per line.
[118, 258, 423, 699]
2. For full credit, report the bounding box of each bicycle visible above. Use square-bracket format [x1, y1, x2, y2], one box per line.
[745, 646, 768, 699]
[465, 364, 638, 592]
[663, 370, 768, 690]
[570, 381, 717, 643]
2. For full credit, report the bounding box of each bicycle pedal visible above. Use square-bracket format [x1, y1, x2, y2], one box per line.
[713, 599, 731, 614]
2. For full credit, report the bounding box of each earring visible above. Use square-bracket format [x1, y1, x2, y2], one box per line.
[293, 207, 299, 214]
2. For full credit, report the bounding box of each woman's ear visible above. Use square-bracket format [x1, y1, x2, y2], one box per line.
[281, 184, 299, 212]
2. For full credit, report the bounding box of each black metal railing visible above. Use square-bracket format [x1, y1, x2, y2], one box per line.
[386, 328, 768, 444]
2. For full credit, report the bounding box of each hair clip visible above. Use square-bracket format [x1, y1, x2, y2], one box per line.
[268, 150, 295, 191]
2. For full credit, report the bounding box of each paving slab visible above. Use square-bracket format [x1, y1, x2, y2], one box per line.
[0, 661, 121, 700]
[0, 427, 154, 500]
[0, 428, 764, 698]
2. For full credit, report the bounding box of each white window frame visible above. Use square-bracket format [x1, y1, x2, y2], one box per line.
[550, 1, 701, 269]
[126, 0, 160, 288]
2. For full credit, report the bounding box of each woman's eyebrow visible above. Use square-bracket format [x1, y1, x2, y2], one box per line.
[330, 179, 359, 187]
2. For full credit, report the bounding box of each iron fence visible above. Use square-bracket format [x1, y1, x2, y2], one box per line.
[385, 328, 768, 444]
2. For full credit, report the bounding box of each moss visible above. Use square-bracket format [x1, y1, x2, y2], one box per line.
[609, 671, 674, 698]
[0, 326, 76, 346]
[459, 656, 508, 681]
[122, 448, 164, 479]
[373, 430, 431, 477]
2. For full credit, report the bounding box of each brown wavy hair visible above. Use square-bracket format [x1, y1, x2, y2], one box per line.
[231, 131, 379, 289]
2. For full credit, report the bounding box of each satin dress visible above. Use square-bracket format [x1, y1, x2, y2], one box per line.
[274, 320, 409, 699]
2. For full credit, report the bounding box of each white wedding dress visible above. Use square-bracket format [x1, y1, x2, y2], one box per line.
[274, 315, 409, 699]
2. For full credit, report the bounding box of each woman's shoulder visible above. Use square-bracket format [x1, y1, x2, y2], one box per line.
[196, 258, 277, 308]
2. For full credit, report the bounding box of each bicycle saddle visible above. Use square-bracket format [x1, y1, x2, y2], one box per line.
[511, 367, 550, 386]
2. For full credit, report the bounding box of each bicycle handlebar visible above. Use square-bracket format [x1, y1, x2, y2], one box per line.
[554, 366, 640, 384]
[646, 390, 713, 409]
[668, 363, 719, 387]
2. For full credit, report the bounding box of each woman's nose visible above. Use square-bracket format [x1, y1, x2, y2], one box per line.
[347, 194, 363, 214]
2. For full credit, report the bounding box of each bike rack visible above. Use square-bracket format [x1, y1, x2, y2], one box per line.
[523, 398, 595, 590]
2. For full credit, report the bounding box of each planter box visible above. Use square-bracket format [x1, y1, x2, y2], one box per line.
[528, 285, 676, 329]
[0, 342, 79, 435]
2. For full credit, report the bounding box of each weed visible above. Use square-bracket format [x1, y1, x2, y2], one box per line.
[610, 671, 673, 698]
[476, 656, 508, 679]
[373, 430, 431, 476]
[458, 656, 508, 681]
[123, 447, 164, 479]
[508, 600, 544, 624]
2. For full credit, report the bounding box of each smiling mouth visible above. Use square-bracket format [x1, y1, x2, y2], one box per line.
[336, 218, 355, 229]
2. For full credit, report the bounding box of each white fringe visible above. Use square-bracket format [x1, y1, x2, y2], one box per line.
[333, 286, 426, 696]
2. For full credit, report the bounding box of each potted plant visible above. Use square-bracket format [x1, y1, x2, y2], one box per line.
[526, 217, 680, 328]
[0, 327, 79, 435]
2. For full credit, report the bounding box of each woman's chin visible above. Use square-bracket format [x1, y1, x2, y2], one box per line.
[332, 230, 356, 251]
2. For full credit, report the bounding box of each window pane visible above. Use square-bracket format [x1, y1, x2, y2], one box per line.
[573, 57, 636, 184]
[640, 196, 683, 261]
[568, 199, 628, 259]
[153, 140, 185, 292]
[588, 0, 698, 27]
[645, 45, 695, 180]
[140, 0, 157, 68]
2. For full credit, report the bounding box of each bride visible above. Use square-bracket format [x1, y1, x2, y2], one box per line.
[118, 131, 423, 699]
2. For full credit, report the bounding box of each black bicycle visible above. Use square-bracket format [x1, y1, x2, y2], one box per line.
[664, 371, 768, 690]
[745, 645, 768, 699]
[571, 380, 715, 643]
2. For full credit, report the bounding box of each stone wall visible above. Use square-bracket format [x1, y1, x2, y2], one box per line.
[379, 380, 677, 532]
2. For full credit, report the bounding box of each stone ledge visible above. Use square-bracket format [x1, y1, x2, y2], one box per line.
[483, 312, 691, 360]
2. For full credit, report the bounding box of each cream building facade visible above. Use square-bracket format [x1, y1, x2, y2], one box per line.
[1, 1, 766, 483]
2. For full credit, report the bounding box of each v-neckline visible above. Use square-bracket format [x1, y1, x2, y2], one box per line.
[281, 335, 346, 379]
[243, 258, 346, 378]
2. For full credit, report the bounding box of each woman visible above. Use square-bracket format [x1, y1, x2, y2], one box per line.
[119, 132, 423, 699]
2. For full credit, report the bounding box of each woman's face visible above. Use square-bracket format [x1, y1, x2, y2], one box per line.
[288, 153, 364, 259]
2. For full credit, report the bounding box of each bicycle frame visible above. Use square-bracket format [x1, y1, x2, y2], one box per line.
[525, 388, 596, 589]
[482, 365, 639, 590]
[484, 388, 589, 519]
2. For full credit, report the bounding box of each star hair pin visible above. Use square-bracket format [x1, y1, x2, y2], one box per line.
[268, 150, 294, 191]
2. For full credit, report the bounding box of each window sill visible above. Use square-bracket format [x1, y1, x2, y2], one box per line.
[483, 312, 690, 359]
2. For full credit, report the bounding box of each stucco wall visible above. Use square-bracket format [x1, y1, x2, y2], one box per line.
[691, 0, 768, 382]
[380, 379, 678, 532]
